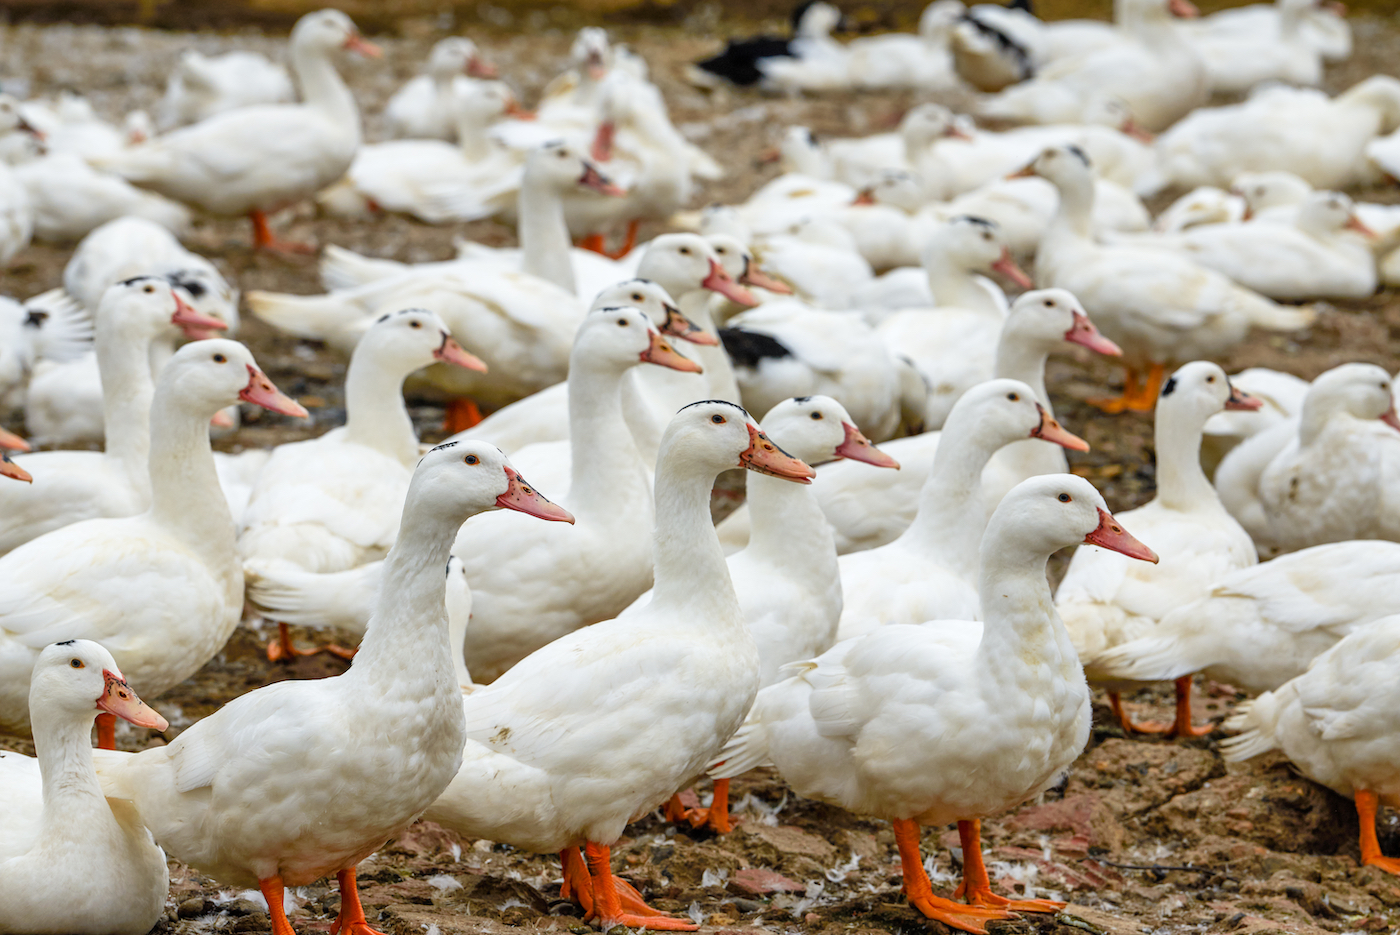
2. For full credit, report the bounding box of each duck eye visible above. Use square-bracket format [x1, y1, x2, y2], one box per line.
[464, 454, 479, 465]
[617, 318, 628, 326]
[70, 658, 83, 668]
[1206, 375, 1216, 383]
[143, 285, 155, 293]
[810, 411, 823, 420]
[982, 233, 992, 241]
[1058, 493, 1071, 502]
[410, 320, 422, 328]
[679, 247, 690, 255]
[1007, 392, 1019, 401]
[213, 354, 227, 363]
[711, 414, 725, 424]
[632, 294, 642, 302]
[1046, 300, 1056, 307]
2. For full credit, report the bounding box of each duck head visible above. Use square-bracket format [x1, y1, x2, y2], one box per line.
[758, 395, 899, 469]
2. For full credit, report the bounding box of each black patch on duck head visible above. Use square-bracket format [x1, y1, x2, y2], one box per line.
[55, 639, 76, 647]
[718, 327, 792, 369]
[117, 275, 163, 288]
[956, 215, 998, 231]
[793, 396, 812, 404]
[1161, 376, 1178, 397]
[375, 312, 392, 324]
[430, 440, 460, 452]
[1065, 144, 1091, 168]
[679, 398, 751, 417]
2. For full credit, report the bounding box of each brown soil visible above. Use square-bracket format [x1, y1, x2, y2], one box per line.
[2, 13, 1400, 935]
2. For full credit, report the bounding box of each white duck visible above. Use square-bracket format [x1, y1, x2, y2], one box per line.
[835, 379, 1087, 641]
[1155, 76, 1400, 191]
[1186, 0, 1327, 94]
[0, 640, 169, 935]
[1093, 540, 1400, 700]
[94, 9, 380, 252]
[826, 103, 970, 193]
[874, 216, 1033, 428]
[977, 0, 1207, 132]
[1056, 361, 1261, 737]
[25, 217, 241, 447]
[0, 279, 227, 557]
[383, 36, 498, 141]
[1187, 0, 1350, 63]
[1151, 186, 1245, 232]
[709, 474, 1158, 934]
[717, 289, 1120, 555]
[10, 148, 191, 244]
[846, 0, 963, 92]
[1129, 190, 1377, 301]
[92, 442, 572, 935]
[157, 49, 296, 130]
[0, 340, 306, 742]
[1221, 614, 1400, 878]
[249, 306, 701, 677]
[0, 154, 33, 264]
[0, 288, 91, 412]
[240, 310, 484, 658]
[1029, 143, 1313, 412]
[420, 401, 813, 931]
[333, 81, 529, 222]
[1216, 363, 1400, 558]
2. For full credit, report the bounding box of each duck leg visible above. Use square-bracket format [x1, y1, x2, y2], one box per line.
[891, 818, 1014, 934]
[331, 867, 388, 935]
[444, 398, 484, 434]
[258, 876, 298, 935]
[95, 712, 116, 750]
[576, 233, 609, 255]
[685, 779, 736, 833]
[562, 845, 669, 917]
[663, 793, 690, 823]
[953, 819, 1065, 912]
[249, 209, 315, 255]
[1087, 367, 1141, 414]
[604, 220, 640, 260]
[584, 841, 697, 931]
[1357, 790, 1400, 873]
[266, 621, 356, 663]
[1125, 363, 1166, 413]
[1108, 678, 1214, 738]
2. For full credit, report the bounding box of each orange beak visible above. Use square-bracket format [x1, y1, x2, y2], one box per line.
[579, 161, 626, 197]
[434, 332, 489, 372]
[171, 293, 229, 338]
[741, 261, 793, 295]
[739, 423, 816, 483]
[1122, 118, 1155, 143]
[852, 190, 876, 206]
[990, 247, 1033, 290]
[1345, 215, 1378, 239]
[1030, 403, 1089, 451]
[1225, 383, 1264, 412]
[1381, 404, 1400, 432]
[240, 365, 310, 419]
[1084, 507, 1158, 563]
[1168, 0, 1200, 16]
[703, 258, 759, 307]
[1064, 310, 1122, 356]
[639, 329, 703, 372]
[343, 33, 383, 58]
[210, 409, 236, 429]
[496, 466, 574, 523]
[1007, 163, 1037, 180]
[661, 304, 719, 346]
[505, 98, 536, 121]
[0, 451, 31, 483]
[0, 425, 30, 452]
[98, 669, 168, 731]
[591, 121, 616, 163]
[946, 125, 975, 141]
[466, 56, 498, 78]
[834, 421, 899, 469]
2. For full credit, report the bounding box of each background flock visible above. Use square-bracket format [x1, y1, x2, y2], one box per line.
[1, 1, 1400, 934]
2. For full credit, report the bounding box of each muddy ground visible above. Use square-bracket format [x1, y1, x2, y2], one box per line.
[3, 11, 1400, 935]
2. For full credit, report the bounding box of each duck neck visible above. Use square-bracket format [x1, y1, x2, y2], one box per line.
[96, 318, 157, 488]
[351, 505, 459, 693]
[519, 174, 576, 293]
[745, 470, 835, 571]
[1048, 173, 1095, 242]
[147, 391, 237, 565]
[567, 359, 650, 518]
[1152, 401, 1217, 512]
[993, 338, 1052, 408]
[899, 411, 1002, 573]
[649, 455, 738, 619]
[293, 39, 360, 139]
[32, 707, 111, 844]
[454, 109, 495, 162]
[620, 370, 664, 466]
[342, 350, 421, 465]
[925, 253, 996, 310]
[973, 537, 1069, 673]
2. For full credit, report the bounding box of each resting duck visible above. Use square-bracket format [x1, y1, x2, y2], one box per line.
[710, 474, 1157, 934]
[240, 309, 484, 660]
[0, 278, 226, 557]
[94, 442, 572, 935]
[836, 379, 1087, 640]
[157, 49, 296, 130]
[977, 0, 1206, 132]
[1185, 0, 1327, 94]
[846, 0, 962, 92]
[1128, 190, 1378, 301]
[1056, 362, 1261, 737]
[1221, 614, 1400, 878]
[1186, 0, 1350, 64]
[0, 340, 306, 742]
[1028, 143, 1313, 412]
[1155, 76, 1400, 191]
[1215, 363, 1400, 558]
[383, 36, 498, 141]
[0, 640, 168, 935]
[422, 401, 812, 931]
[689, 1, 847, 90]
[10, 148, 191, 244]
[1093, 540, 1400, 700]
[94, 9, 380, 252]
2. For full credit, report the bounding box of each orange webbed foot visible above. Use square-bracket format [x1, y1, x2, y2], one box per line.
[956, 883, 1066, 914]
[585, 841, 697, 931]
[330, 868, 387, 935]
[576, 233, 608, 255]
[1364, 855, 1400, 875]
[266, 622, 354, 663]
[909, 893, 1016, 934]
[685, 778, 736, 834]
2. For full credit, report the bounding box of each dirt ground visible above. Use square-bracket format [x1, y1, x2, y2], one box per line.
[3, 11, 1400, 935]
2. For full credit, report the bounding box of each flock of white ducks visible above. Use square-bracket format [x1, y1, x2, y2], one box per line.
[3, 1, 1400, 933]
